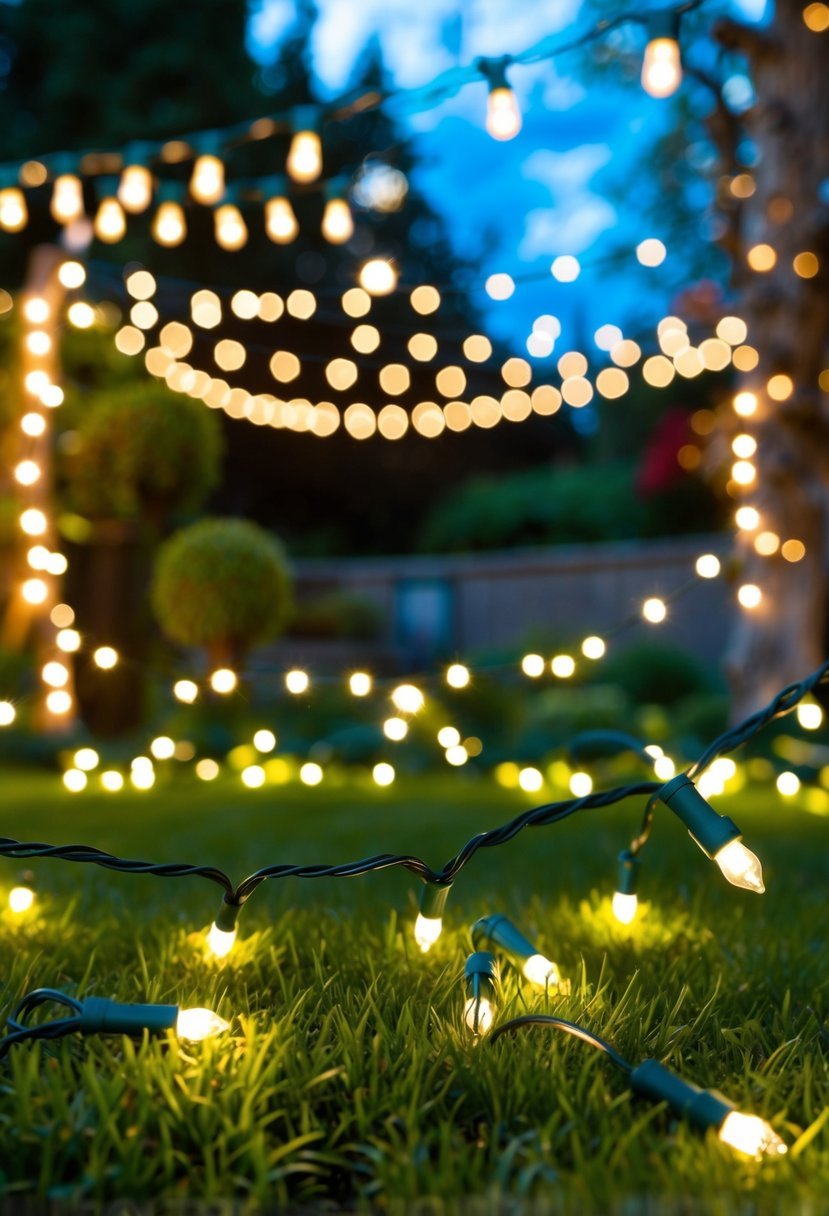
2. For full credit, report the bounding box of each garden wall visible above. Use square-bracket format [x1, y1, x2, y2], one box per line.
[273, 536, 733, 672]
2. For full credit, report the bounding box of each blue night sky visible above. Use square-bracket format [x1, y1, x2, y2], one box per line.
[249, 1, 767, 362]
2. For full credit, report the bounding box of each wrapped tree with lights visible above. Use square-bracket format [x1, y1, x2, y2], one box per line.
[709, 0, 829, 716]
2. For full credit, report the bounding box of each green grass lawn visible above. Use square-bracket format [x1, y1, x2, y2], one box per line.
[1, 766, 827, 1212]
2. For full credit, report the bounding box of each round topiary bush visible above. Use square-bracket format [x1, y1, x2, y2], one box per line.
[64, 382, 223, 522]
[151, 518, 293, 664]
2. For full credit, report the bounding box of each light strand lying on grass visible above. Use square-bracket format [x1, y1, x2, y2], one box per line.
[2, 659, 826, 958]
[489, 1016, 787, 1159]
[0, 988, 229, 1058]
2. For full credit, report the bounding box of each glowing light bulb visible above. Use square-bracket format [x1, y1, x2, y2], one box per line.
[58, 261, 86, 289]
[446, 663, 470, 688]
[20, 508, 47, 536]
[214, 204, 247, 251]
[641, 35, 682, 98]
[265, 196, 298, 243]
[93, 646, 118, 670]
[414, 913, 443, 952]
[190, 155, 225, 204]
[51, 174, 84, 224]
[74, 747, 99, 771]
[22, 578, 47, 605]
[349, 671, 372, 697]
[464, 996, 493, 1035]
[391, 683, 424, 714]
[359, 259, 398, 296]
[321, 197, 354, 244]
[174, 679, 198, 704]
[287, 129, 322, 183]
[715, 838, 765, 893]
[15, 460, 40, 486]
[94, 197, 126, 243]
[152, 201, 186, 247]
[612, 892, 638, 925]
[0, 702, 16, 726]
[285, 669, 309, 695]
[464, 951, 498, 1036]
[63, 768, 87, 792]
[718, 1111, 787, 1159]
[8, 885, 34, 913]
[521, 653, 545, 677]
[642, 597, 667, 623]
[581, 636, 606, 660]
[372, 762, 395, 786]
[797, 698, 823, 730]
[207, 923, 237, 958]
[175, 1008, 230, 1041]
[485, 86, 522, 141]
[210, 668, 237, 694]
[522, 954, 561, 987]
[0, 187, 28, 232]
[118, 164, 153, 213]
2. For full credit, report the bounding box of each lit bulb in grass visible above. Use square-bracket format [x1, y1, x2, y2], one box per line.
[471, 914, 566, 991]
[176, 1008, 230, 1041]
[612, 850, 640, 925]
[414, 881, 452, 952]
[718, 1111, 787, 1159]
[8, 873, 35, 914]
[463, 951, 499, 1037]
[660, 774, 765, 893]
[77, 996, 229, 1041]
[630, 1059, 786, 1158]
[207, 897, 240, 958]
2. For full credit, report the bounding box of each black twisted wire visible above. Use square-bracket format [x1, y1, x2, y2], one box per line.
[1, 659, 826, 912]
[489, 1014, 634, 1075]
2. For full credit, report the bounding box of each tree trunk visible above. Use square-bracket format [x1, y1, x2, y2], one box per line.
[717, 0, 829, 717]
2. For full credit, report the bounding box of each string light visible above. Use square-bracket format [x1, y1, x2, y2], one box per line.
[210, 668, 237, 694]
[286, 114, 323, 183]
[463, 951, 498, 1036]
[659, 775, 764, 893]
[118, 164, 154, 213]
[359, 259, 398, 296]
[612, 850, 640, 924]
[265, 194, 299, 243]
[214, 204, 248, 251]
[641, 12, 683, 98]
[190, 154, 225, 205]
[0, 187, 27, 231]
[472, 915, 566, 990]
[629, 1060, 786, 1158]
[50, 174, 84, 224]
[478, 57, 522, 140]
[414, 881, 452, 952]
[152, 200, 187, 246]
[93, 196, 127, 243]
[321, 191, 354, 244]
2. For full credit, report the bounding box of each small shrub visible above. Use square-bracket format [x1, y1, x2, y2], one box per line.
[151, 518, 293, 663]
[590, 642, 720, 707]
[64, 382, 222, 522]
